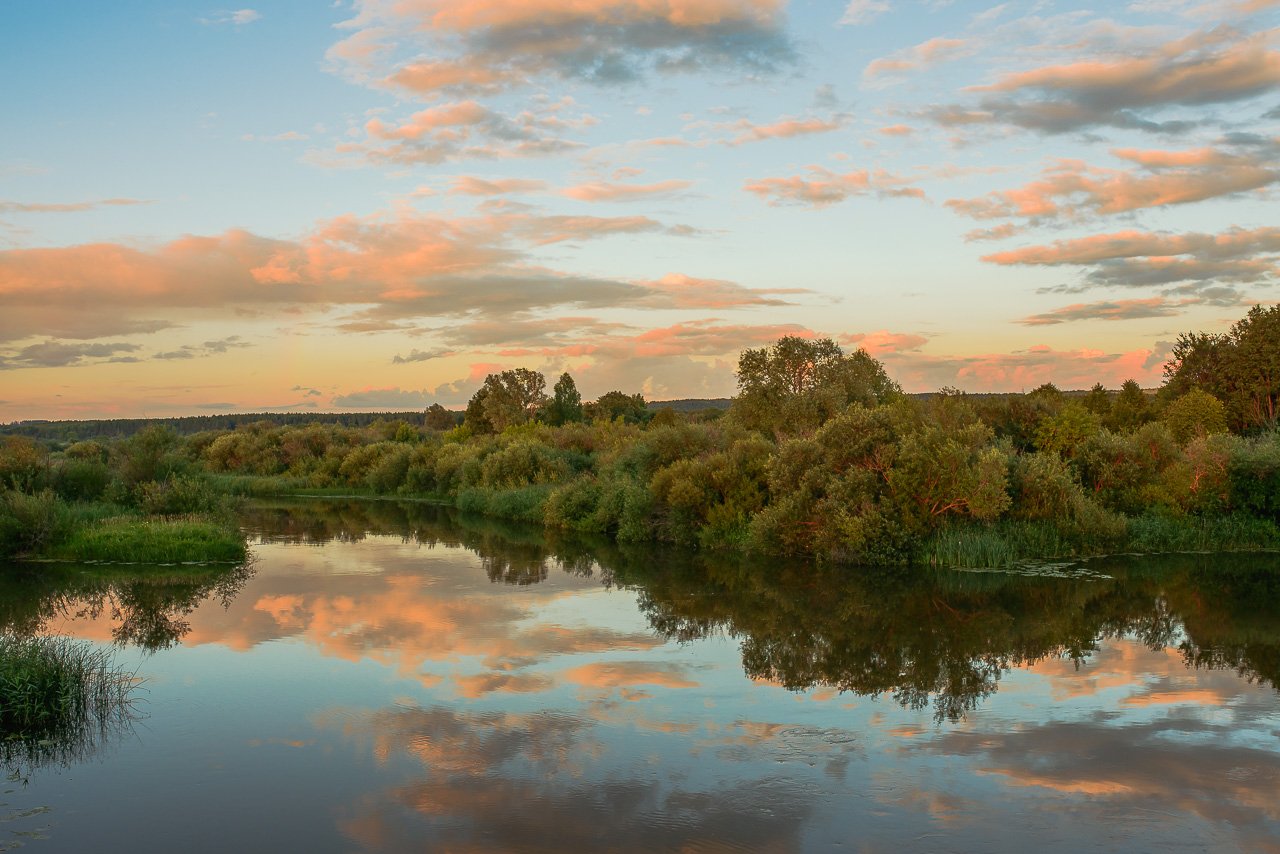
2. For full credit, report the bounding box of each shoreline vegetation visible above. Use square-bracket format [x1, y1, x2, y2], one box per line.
[3, 305, 1279, 570]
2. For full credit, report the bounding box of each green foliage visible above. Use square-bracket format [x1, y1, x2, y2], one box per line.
[468, 368, 548, 433]
[1035, 402, 1100, 458]
[588, 390, 648, 424]
[52, 458, 111, 501]
[135, 475, 229, 516]
[1164, 388, 1228, 443]
[0, 436, 49, 492]
[52, 516, 247, 563]
[1105, 379, 1150, 432]
[424, 403, 458, 431]
[0, 490, 69, 557]
[731, 336, 900, 436]
[1163, 304, 1280, 432]
[0, 635, 134, 754]
[1226, 433, 1280, 520]
[1082, 383, 1110, 415]
[544, 373, 585, 426]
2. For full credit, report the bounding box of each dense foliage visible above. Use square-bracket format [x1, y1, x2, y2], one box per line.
[0, 427, 247, 563]
[6, 307, 1278, 568]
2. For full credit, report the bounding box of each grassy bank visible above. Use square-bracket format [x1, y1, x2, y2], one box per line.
[49, 515, 247, 564]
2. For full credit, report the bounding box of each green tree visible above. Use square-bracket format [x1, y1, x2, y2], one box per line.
[1106, 379, 1149, 431]
[466, 369, 547, 433]
[543, 373, 584, 426]
[1083, 382, 1110, 416]
[1162, 304, 1280, 432]
[588, 390, 647, 423]
[732, 336, 900, 436]
[1164, 389, 1228, 443]
[424, 403, 457, 431]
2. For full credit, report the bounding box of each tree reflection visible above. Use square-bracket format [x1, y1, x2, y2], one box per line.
[0, 561, 254, 651]
[241, 498, 1280, 718]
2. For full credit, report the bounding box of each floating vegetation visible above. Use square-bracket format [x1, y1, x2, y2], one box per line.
[0, 635, 139, 778]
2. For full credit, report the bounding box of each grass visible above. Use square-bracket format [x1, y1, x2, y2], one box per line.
[922, 513, 1280, 569]
[0, 634, 136, 773]
[49, 515, 247, 564]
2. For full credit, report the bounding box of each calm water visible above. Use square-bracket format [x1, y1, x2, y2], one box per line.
[3, 499, 1279, 853]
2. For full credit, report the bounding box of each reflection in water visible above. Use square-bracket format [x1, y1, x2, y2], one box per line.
[0, 562, 255, 651]
[2, 498, 1278, 852]
[245, 499, 1280, 719]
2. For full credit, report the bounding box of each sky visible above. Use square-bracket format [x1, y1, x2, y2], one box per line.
[1, 0, 1277, 420]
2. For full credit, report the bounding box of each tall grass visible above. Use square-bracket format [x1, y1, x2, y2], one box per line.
[0, 634, 136, 773]
[923, 513, 1280, 569]
[51, 515, 247, 563]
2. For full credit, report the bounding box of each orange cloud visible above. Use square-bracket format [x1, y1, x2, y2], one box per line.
[0, 208, 782, 343]
[744, 165, 925, 207]
[561, 179, 692, 202]
[562, 661, 699, 691]
[863, 37, 971, 82]
[329, 0, 794, 103]
[981, 226, 1280, 293]
[723, 114, 847, 145]
[946, 144, 1279, 223]
[1018, 297, 1195, 326]
[956, 27, 1280, 132]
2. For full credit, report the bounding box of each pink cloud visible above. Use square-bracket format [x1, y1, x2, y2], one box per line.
[745, 165, 926, 207]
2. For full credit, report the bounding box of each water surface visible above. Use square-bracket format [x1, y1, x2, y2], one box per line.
[3, 499, 1278, 852]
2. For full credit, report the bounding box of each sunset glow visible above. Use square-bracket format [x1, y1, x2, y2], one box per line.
[3, 1, 1277, 419]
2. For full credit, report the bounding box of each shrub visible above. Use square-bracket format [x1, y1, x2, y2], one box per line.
[52, 459, 111, 501]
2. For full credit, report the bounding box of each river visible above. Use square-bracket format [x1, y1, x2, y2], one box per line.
[2, 498, 1278, 852]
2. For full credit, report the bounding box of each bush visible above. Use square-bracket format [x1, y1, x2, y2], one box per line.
[52, 459, 111, 501]
[0, 490, 59, 556]
[135, 475, 228, 516]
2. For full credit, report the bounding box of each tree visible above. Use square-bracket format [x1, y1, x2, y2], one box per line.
[1162, 304, 1280, 432]
[1105, 379, 1149, 432]
[731, 336, 900, 436]
[543, 373, 584, 426]
[588, 390, 647, 423]
[466, 369, 547, 433]
[424, 403, 457, 431]
[1083, 383, 1110, 416]
[1164, 389, 1228, 443]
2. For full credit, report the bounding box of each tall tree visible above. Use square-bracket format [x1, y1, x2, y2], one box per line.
[543, 373, 584, 426]
[470, 369, 547, 432]
[732, 336, 900, 436]
[1163, 304, 1280, 432]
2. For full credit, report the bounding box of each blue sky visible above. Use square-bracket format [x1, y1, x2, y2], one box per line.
[1, 0, 1277, 418]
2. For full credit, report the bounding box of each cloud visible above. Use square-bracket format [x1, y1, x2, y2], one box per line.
[328, 0, 795, 100]
[943, 26, 1280, 133]
[449, 176, 548, 196]
[153, 335, 251, 360]
[392, 348, 454, 364]
[744, 165, 926, 207]
[879, 343, 1166, 392]
[199, 9, 261, 26]
[981, 226, 1280, 292]
[0, 208, 789, 343]
[330, 388, 438, 408]
[0, 198, 151, 214]
[863, 37, 972, 83]
[1017, 297, 1196, 325]
[840, 0, 890, 26]
[561, 179, 692, 202]
[336, 97, 594, 165]
[721, 114, 848, 145]
[946, 141, 1280, 224]
[840, 330, 929, 354]
[0, 340, 141, 370]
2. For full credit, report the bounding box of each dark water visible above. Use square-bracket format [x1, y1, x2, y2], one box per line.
[3, 498, 1279, 853]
